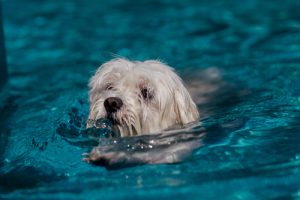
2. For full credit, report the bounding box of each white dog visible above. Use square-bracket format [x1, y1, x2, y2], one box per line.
[87, 58, 199, 137]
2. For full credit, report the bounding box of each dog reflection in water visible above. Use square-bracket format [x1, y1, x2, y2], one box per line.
[84, 58, 204, 168]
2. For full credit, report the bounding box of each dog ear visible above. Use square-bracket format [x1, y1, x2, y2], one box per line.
[173, 88, 199, 125]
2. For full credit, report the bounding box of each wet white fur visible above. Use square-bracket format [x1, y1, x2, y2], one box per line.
[88, 58, 199, 136]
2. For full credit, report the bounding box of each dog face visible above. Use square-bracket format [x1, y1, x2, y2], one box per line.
[88, 58, 199, 136]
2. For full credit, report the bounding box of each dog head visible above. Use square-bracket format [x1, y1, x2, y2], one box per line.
[87, 58, 199, 136]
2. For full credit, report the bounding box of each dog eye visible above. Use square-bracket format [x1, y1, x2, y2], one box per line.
[141, 88, 153, 100]
[105, 84, 114, 90]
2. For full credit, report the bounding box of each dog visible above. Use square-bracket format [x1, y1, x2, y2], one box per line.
[87, 58, 199, 137]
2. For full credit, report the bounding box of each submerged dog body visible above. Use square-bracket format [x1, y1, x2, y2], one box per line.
[88, 58, 199, 136]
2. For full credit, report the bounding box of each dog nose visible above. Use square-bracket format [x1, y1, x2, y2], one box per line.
[104, 97, 123, 113]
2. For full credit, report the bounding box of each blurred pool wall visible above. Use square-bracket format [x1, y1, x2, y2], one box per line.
[0, 0, 7, 89]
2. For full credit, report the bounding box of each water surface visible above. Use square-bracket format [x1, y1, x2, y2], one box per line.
[1, 0, 300, 199]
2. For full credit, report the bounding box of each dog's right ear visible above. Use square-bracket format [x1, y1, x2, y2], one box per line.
[88, 70, 104, 123]
[88, 68, 103, 104]
[173, 88, 199, 125]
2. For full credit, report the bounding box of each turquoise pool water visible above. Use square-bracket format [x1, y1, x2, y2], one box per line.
[1, 0, 300, 199]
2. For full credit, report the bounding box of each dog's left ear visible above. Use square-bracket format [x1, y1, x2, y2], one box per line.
[173, 87, 199, 125]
